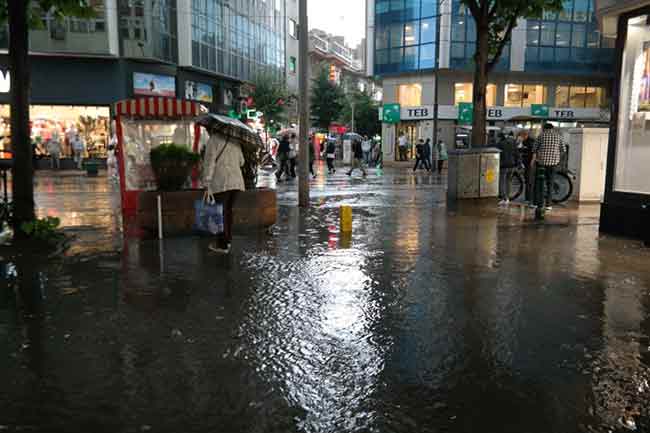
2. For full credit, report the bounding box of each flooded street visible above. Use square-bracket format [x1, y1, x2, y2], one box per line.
[1, 167, 650, 433]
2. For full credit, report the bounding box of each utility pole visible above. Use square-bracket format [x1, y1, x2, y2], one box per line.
[433, 0, 445, 156]
[298, 0, 310, 208]
[351, 101, 356, 132]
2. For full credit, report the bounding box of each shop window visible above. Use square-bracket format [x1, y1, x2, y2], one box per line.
[397, 83, 422, 106]
[454, 83, 497, 106]
[288, 19, 297, 39]
[556, 86, 570, 107]
[505, 84, 547, 107]
[614, 15, 650, 194]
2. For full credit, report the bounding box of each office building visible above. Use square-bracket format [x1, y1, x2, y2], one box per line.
[0, 0, 298, 157]
[366, 0, 616, 160]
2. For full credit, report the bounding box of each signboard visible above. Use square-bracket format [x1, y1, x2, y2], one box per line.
[133, 72, 176, 97]
[401, 105, 434, 120]
[185, 81, 213, 103]
[531, 104, 550, 117]
[458, 102, 473, 124]
[0, 70, 10, 93]
[382, 103, 400, 123]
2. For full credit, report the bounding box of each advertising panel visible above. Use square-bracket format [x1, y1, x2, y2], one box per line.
[133, 72, 176, 97]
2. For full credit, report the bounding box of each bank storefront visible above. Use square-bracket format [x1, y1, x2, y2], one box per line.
[381, 103, 609, 160]
[597, 0, 650, 240]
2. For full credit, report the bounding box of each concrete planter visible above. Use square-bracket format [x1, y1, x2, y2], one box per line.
[135, 188, 277, 238]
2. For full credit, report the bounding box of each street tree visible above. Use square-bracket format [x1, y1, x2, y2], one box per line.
[251, 73, 292, 135]
[310, 64, 345, 131]
[0, 1, 95, 237]
[342, 86, 381, 138]
[462, 0, 562, 146]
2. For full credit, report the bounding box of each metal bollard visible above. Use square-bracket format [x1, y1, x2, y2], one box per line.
[340, 205, 352, 233]
[534, 166, 546, 221]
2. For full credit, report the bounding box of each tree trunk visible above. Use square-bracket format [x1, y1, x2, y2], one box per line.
[9, 1, 34, 237]
[471, 20, 489, 147]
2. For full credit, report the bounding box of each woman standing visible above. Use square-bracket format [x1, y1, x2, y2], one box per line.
[202, 131, 245, 254]
[437, 139, 448, 174]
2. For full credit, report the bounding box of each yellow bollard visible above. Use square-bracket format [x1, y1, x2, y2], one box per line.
[340, 205, 353, 233]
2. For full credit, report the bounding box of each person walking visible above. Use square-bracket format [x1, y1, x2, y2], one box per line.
[72, 133, 85, 170]
[413, 139, 429, 172]
[436, 139, 448, 174]
[46, 132, 61, 170]
[423, 138, 432, 171]
[309, 136, 316, 179]
[497, 132, 517, 205]
[361, 135, 372, 165]
[347, 137, 367, 177]
[203, 132, 245, 254]
[289, 133, 298, 178]
[275, 134, 292, 182]
[325, 139, 337, 174]
[398, 133, 408, 161]
[534, 123, 565, 211]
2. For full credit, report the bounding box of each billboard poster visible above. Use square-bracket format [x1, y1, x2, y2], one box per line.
[185, 81, 213, 103]
[133, 72, 176, 97]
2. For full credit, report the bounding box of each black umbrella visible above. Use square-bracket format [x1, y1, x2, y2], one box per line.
[197, 113, 263, 152]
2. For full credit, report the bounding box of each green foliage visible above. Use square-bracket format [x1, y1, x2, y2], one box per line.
[20, 217, 63, 244]
[341, 85, 381, 138]
[251, 73, 292, 127]
[310, 64, 345, 130]
[150, 143, 200, 166]
[150, 144, 200, 191]
[461, 0, 563, 68]
[0, 0, 96, 28]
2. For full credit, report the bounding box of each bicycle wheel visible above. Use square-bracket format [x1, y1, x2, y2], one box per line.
[508, 172, 524, 201]
[551, 172, 573, 204]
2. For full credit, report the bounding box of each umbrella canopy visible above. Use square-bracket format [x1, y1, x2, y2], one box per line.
[197, 113, 263, 152]
[342, 132, 363, 142]
[276, 128, 297, 138]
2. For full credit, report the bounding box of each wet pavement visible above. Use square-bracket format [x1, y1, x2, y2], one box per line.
[1, 165, 650, 433]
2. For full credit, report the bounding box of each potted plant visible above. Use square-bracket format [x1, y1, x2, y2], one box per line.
[150, 144, 200, 191]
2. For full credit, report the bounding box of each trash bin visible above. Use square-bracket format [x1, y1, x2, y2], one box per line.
[84, 160, 99, 177]
[447, 148, 500, 200]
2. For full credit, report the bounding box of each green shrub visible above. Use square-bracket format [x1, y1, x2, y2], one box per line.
[20, 217, 64, 245]
[150, 144, 200, 191]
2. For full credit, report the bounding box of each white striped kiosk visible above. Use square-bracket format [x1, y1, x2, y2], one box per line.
[113, 98, 208, 222]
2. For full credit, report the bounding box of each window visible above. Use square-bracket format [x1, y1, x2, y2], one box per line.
[397, 83, 422, 106]
[556, 86, 570, 107]
[420, 18, 435, 44]
[289, 56, 296, 73]
[404, 22, 419, 45]
[288, 19, 297, 39]
[454, 83, 497, 106]
[504, 84, 547, 107]
[614, 15, 650, 194]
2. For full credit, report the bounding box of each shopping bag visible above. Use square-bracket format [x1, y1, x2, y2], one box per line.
[194, 193, 224, 235]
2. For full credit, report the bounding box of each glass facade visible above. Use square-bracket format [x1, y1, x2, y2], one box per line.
[191, 0, 285, 82]
[374, 0, 439, 74]
[119, 0, 178, 63]
[454, 83, 497, 106]
[525, 0, 614, 73]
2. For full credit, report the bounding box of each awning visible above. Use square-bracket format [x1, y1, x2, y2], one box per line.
[596, 0, 650, 36]
[114, 98, 207, 118]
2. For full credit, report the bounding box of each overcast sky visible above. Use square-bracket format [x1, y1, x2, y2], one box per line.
[308, 0, 366, 46]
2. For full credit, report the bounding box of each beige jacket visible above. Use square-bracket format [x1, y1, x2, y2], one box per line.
[202, 133, 245, 195]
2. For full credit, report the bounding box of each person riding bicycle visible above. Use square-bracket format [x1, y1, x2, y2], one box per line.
[533, 124, 565, 211]
[517, 130, 536, 202]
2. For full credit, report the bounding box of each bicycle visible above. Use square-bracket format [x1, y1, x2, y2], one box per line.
[508, 160, 574, 204]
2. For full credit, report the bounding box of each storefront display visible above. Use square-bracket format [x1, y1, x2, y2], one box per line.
[0, 105, 110, 158]
[613, 15, 650, 195]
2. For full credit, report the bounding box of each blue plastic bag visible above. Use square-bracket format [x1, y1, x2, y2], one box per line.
[194, 195, 224, 235]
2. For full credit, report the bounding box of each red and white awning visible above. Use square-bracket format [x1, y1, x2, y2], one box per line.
[114, 98, 206, 118]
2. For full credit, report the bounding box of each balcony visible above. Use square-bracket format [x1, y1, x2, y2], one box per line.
[331, 41, 353, 63]
[310, 34, 329, 54]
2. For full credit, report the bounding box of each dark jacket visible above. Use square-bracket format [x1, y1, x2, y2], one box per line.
[423, 141, 431, 158]
[415, 142, 424, 158]
[498, 137, 518, 168]
[278, 137, 291, 154]
[352, 139, 363, 159]
[326, 140, 336, 156]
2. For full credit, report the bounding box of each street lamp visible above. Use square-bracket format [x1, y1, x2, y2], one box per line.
[433, 0, 447, 156]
